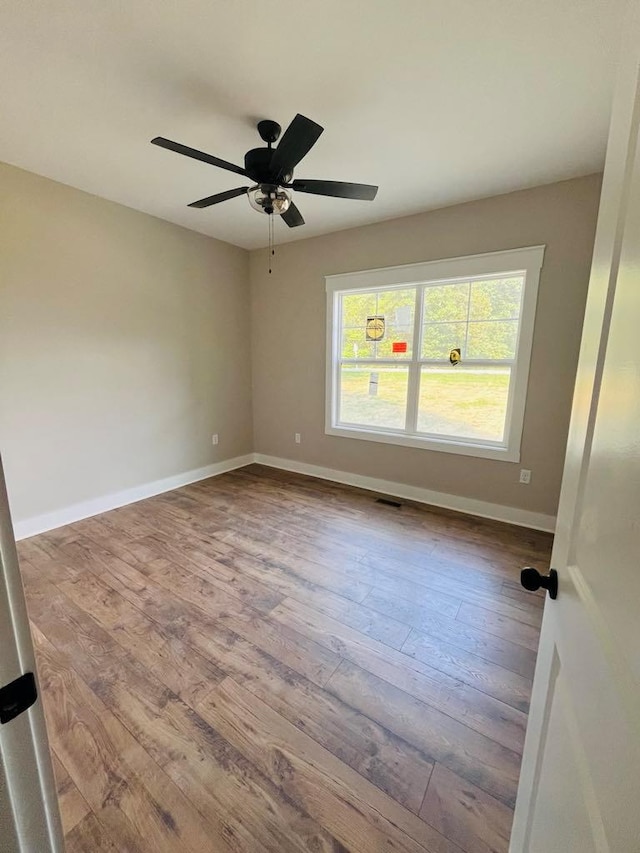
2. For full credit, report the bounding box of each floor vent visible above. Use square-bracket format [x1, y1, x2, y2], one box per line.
[375, 497, 402, 508]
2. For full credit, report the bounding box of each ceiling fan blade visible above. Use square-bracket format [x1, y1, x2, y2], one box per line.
[270, 114, 324, 181]
[188, 187, 249, 208]
[291, 179, 378, 201]
[151, 136, 248, 177]
[281, 201, 305, 228]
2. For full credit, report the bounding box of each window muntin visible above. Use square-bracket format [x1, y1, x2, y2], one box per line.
[326, 247, 544, 461]
[341, 287, 416, 360]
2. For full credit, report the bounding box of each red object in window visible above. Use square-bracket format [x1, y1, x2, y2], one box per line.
[392, 341, 408, 353]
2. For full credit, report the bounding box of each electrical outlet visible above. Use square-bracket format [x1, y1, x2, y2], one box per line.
[212, 434, 219, 446]
[295, 433, 301, 444]
[519, 468, 531, 484]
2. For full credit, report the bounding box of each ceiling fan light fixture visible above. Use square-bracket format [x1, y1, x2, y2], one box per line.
[247, 185, 292, 216]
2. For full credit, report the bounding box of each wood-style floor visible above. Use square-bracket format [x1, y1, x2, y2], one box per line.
[18, 464, 552, 853]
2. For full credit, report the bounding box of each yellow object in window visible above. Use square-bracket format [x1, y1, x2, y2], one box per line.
[366, 316, 385, 341]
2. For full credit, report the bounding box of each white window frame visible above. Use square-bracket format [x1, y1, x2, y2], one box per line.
[325, 245, 545, 462]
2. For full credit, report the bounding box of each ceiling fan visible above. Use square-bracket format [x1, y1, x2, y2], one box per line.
[151, 114, 378, 228]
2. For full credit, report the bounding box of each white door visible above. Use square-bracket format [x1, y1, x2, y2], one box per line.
[510, 6, 640, 852]
[0, 454, 63, 853]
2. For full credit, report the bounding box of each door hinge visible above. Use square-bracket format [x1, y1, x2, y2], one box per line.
[0, 672, 38, 724]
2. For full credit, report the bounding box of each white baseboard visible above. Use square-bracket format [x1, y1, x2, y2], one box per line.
[12, 454, 254, 541]
[253, 453, 557, 533]
[12, 450, 556, 540]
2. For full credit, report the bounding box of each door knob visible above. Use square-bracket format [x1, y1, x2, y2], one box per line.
[520, 567, 558, 600]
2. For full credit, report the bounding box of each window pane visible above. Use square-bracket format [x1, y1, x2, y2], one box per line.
[339, 365, 408, 430]
[417, 365, 511, 442]
[422, 322, 467, 359]
[467, 320, 518, 359]
[342, 292, 377, 328]
[469, 278, 523, 321]
[423, 283, 469, 322]
[341, 328, 375, 359]
[341, 288, 415, 359]
[375, 288, 415, 358]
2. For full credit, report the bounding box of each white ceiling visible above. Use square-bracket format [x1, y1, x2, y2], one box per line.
[0, 0, 625, 250]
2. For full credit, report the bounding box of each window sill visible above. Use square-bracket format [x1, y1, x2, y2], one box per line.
[325, 424, 521, 462]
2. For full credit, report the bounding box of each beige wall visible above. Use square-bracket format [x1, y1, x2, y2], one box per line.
[0, 164, 601, 528]
[0, 162, 252, 524]
[250, 174, 602, 518]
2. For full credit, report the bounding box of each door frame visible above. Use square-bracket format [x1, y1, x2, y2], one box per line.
[0, 455, 64, 853]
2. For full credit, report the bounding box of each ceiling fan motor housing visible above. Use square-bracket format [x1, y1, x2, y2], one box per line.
[244, 147, 292, 184]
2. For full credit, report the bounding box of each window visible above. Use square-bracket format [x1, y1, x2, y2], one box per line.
[325, 246, 544, 461]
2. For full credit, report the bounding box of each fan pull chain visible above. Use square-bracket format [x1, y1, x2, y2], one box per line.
[268, 213, 276, 274]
